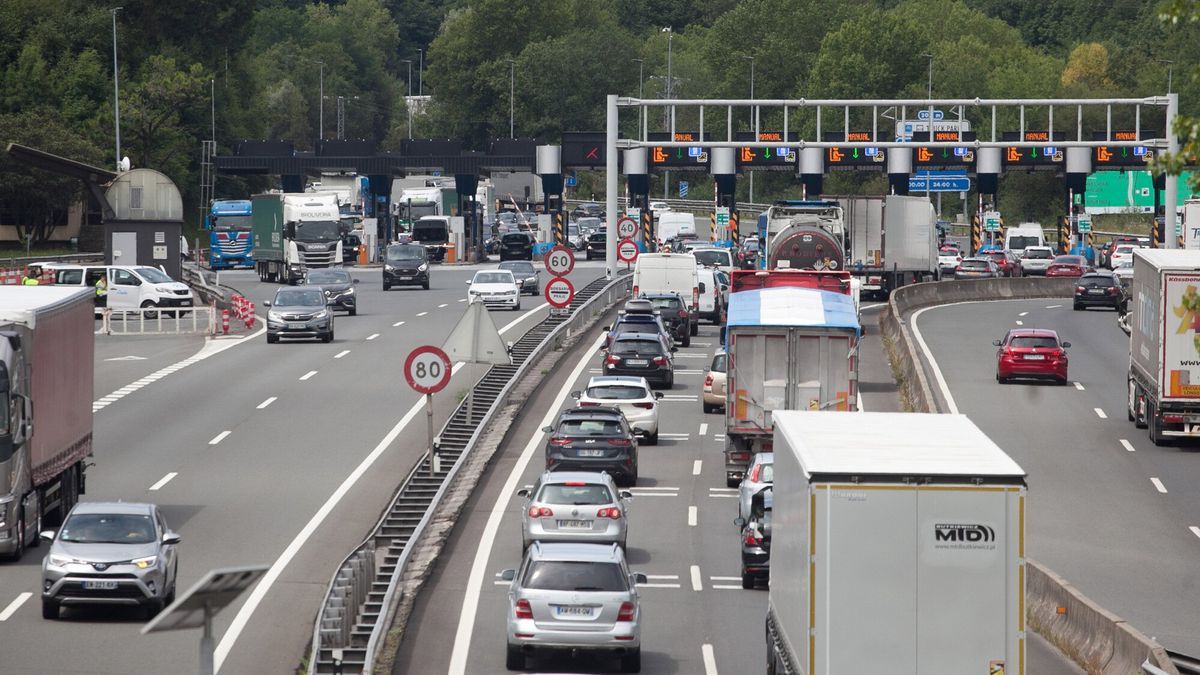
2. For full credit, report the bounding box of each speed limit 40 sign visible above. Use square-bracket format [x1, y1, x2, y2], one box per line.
[544, 245, 575, 277]
[404, 345, 452, 394]
[616, 216, 638, 240]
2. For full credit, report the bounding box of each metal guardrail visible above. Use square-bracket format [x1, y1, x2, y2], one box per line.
[307, 272, 633, 674]
[1169, 650, 1200, 675]
[0, 252, 104, 268]
[96, 306, 216, 336]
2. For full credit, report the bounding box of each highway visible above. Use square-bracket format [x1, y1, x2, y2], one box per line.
[912, 299, 1200, 656]
[391, 303, 1084, 674]
[0, 260, 605, 674]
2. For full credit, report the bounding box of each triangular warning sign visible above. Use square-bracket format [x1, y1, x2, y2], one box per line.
[442, 300, 511, 365]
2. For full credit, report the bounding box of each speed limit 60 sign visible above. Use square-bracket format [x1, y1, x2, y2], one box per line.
[544, 245, 575, 277]
[404, 345, 452, 394]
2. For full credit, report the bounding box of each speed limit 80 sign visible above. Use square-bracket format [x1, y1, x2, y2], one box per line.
[544, 245, 575, 277]
[404, 345, 452, 394]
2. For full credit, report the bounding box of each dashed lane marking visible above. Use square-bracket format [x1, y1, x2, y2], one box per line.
[300, 370, 318, 381]
[1191, 526, 1200, 540]
[688, 506, 697, 527]
[702, 644, 719, 675]
[693, 460, 702, 475]
[699, 423, 708, 435]
[366, 333, 379, 341]
[1120, 439, 1136, 452]
[149, 472, 178, 491]
[690, 565, 703, 591]
[640, 574, 680, 589]
[1046, 304, 1062, 309]
[438, 303, 449, 308]
[209, 431, 231, 446]
[334, 350, 351, 359]
[393, 321, 405, 327]
[659, 433, 691, 440]
[1015, 320, 1024, 326]
[0, 593, 31, 621]
[1074, 382, 1085, 390]
[1094, 408, 1107, 419]
[1151, 477, 1168, 494]
[256, 397, 276, 410]
[416, 311, 428, 317]
[1019, 312, 1029, 317]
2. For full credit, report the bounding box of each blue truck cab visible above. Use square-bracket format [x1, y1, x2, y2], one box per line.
[206, 200, 254, 269]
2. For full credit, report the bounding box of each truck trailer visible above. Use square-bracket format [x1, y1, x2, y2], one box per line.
[0, 287, 94, 560]
[1127, 248, 1200, 445]
[763, 201, 846, 272]
[766, 411, 1027, 675]
[839, 194, 939, 298]
[252, 193, 344, 285]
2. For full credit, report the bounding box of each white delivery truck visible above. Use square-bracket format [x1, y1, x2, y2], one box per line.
[1127, 248, 1200, 445]
[766, 411, 1027, 675]
[632, 252, 700, 333]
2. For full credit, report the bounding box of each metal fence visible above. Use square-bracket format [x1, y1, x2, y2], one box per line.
[96, 306, 217, 336]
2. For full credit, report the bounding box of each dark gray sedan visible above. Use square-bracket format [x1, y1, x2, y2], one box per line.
[498, 260, 540, 295]
[265, 287, 334, 343]
[304, 268, 359, 315]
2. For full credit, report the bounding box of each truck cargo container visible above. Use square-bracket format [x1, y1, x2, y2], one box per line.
[0, 287, 94, 560]
[1127, 248, 1200, 445]
[838, 194, 939, 298]
[763, 201, 846, 272]
[766, 411, 1026, 675]
[252, 193, 344, 285]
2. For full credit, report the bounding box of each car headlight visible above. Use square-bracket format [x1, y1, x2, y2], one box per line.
[316, 310, 330, 319]
[132, 556, 157, 569]
[418, 263, 428, 272]
[384, 264, 394, 272]
[268, 311, 285, 322]
[48, 554, 73, 567]
[344, 286, 355, 295]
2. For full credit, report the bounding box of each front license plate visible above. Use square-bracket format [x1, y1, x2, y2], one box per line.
[626, 359, 648, 366]
[555, 605, 594, 617]
[83, 580, 119, 590]
[289, 323, 307, 330]
[1024, 354, 1046, 360]
[556, 520, 594, 529]
[398, 276, 412, 281]
[577, 449, 605, 457]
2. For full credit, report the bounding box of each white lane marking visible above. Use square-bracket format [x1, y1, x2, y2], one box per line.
[457, 298, 467, 302]
[675, 369, 704, 375]
[492, 580, 508, 586]
[659, 433, 691, 439]
[447, 336, 602, 675]
[630, 492, 678, 497]
[1019, 311, 1029, 317]
[149, 472, 178, 491]
[416, 311, 428, 316]
[1094, 408, 1107, 419]
[256, 397, 277, 410]
[214, 363, 466, 671]
[1191, 526, 1200, 540]
[438, 303, 449, 308]
[1120, 439, 1136, 452]
[300, 370, 318, 381]
[709, 487, 737, 493]
[208, 431, 231, 446]
[692, 341, 712, 346]
[0, 592, 31, 621]
[688, 506, 697, 527]
[644, 574, 678, 580]
[639, 582, 681, 588]
[393, 320, 406, 327]
[334, 350, 351, 359]
[498, 302, 549, 334]
[366, 333, 380, 341]
[912, 304, 966, 414]
[690, 565, 703, 591]
[105, 355, 147, 361]
[1151, 477, 1168, 494]
[699, 423, 708, 435]
[1074, 382, 1085, 391]
[693, 460, 702, 475]
[629, 487, 678, 492]
[860, 303, 886, 311]
[1046, 304, 1062, 309]
[711, 584, 744, 590]
[702, 644, 719, 675]
[709, 494, 738, 499]
[1015, 320, 1024, 326]
[673, 353, 709, 359]
[709, 576, 740, 581]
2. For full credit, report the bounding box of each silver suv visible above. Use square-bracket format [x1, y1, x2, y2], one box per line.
[500, 542, 645, 672]
[518, 471, 633, 551]
[41, 502, 180, 620]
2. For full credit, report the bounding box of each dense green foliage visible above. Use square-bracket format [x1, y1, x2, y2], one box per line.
[1, 0, 1197, 234]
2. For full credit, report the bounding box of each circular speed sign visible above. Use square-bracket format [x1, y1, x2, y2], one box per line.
[616, 216, 638, 240]
[544, 276, 575, 308]
[617, 238, 640, 263]
[404, 345, 452, 394]
[544, 245, 575, 277]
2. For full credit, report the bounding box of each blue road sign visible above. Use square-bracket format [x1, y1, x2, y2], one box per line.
[687, 147, 703, 157]
[679, 181, 690, 198]
[565, 171, 577, 187]
[909, 175, 971, 192]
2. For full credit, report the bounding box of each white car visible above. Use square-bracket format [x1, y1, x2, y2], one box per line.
[649, 201, 670, 214]
[572, 376, 662, 444]
[466, 269, 521, 310]
[691, 247, 734, 275]
[1020, 246, 1056, 275]
[1109, 244, 1140, 270]
[1114, 258, 1134, 285]
[937, 247, 963, 273]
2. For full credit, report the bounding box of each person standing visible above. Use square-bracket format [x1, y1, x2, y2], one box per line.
[21, 269, 39, 285]
[94, 275, 108, 307]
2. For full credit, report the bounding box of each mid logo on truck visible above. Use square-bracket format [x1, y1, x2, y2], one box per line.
[934, 523, 996, 546]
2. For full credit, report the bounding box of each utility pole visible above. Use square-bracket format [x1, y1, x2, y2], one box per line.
[1158, 59, 1175, 94]
[663, 27, 673, 200]
[922, 53, 934, 204]
[507, 59, 515, 139]
[744, 55, 755, 203]
[317, 61, 325, 140]
[632, 58, 644, 132]
[418, 48, 424, 96]
[210, 78, 216, 144]
[110, 7, 123, 171]
[402, 59, 413, 139]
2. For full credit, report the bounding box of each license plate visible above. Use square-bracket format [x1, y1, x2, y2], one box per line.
[289, 323, 307, 330]
[555, 605, 594, 617]
[556, 519, 594, 529]
[626, 359, 648, 366]
[398, 276, 412, 280]
[1024, 354, 1046, 360]
[577, 449, 605, 457]
[181, 300, 193, 306]
[83, 580, 119, 590]
[1088, 289, 1105, 295]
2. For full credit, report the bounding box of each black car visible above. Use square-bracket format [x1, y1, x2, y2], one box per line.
[542, 407, 638, 486]
[1074, 272, 1127, 311]
[304, 268, 359, 315]
[735, 487, 771, 589]
[341, 232, 361, 264]
[737, 238, 760, 270]
[382, 243, 430, 290]
[641, 293, 692, 348]
[585, 231, 607, 260]
[604, 332, 675, 388]
[605, 313, 672, 350]
[499, 260, 540, 295]
[499, 232, 534, 261]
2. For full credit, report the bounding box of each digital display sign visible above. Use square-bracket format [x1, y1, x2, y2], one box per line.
[734, 131, 798, 168]
[1002, 131, 1066, 167]
[910, 131, 977, 168]
[822, 131, 886, 169]
[648, 132, 709, 169]
[561, 132, 606, 168]
[1091, 131, 1152, 167]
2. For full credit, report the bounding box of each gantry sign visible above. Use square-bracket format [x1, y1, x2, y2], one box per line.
[601, 94, 1181, 275]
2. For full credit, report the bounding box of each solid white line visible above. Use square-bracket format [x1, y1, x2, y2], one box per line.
[1074, 382, 1085, 391]
[208, 431, 231, 445]
[1046, 304, 1062, 309]
[1191, 526, 1200, 540]
[702, 643, 719, 675]
[1151, 477, 1168, 494]
[256, 397, 277, 410]
[148, 472, 178, 491]
[214, 363, 466, 671]
[709, 494, 739, 499]
[911, 305, 960, 414]
[366, 334, 379, 341]
[688, 505, 697, 527]
[693, 459, 702, 475]
[712, 584, 744, 590]
[498, 302, 549, 334]
[644, 574, 679, 580]
[659, 433, 690, 439]
[1120, 439, 1136, 452]
[0, 592, 31, 621]
[639, 583, 681, 588]
[1094, 408, 1107, 419]
[447, 336, 602, 675]
[699, 423, 709, 435]
[1019, 311, 1029, 317]
[629, 486, 678, 491]
[710, 576, 741, 581]
[299, 370, 318, 381]
[416, 311, 428, 316]
[393, 320, 406, 327]
[709, 487, 737, 492]
[630, 492, 678, 497]
[438, 303, 448, 308]
[690, 565, 703, 591]
[334, 350, 351, 359]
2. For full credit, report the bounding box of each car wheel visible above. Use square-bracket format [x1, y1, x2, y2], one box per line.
[267, 333, 278, 344]
[41, 598, 59, 620]
[647, 430, 658, 446]
[691, 322, 699, 336]
[742, 572, 755, 590]
[514, 301, 521, 311]
[164, 582, 176, 607]
[322, 331, 334, 344]
[1073, 303, 1082, 311]
[383, 282, 391, 291]
[140, 300, 159, 319]
[144, 598, 165, 620]
[682, 334, 691, 348]
[620, 647, 641, 673]
[1057, 377, 1068, 386]
[422, 281, 430, 290]
[703, 402, 716, 414]
[726, 475, 740, 489]
[505, 643, 525, 669]
[349, 307, 357, 316]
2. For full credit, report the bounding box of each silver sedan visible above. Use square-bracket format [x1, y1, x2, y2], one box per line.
[739, 452, 774, 522]
[519, 471, 631, 550]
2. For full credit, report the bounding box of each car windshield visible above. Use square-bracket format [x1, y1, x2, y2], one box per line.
[693, 250, 728, 266]
[613, 339, 662, 355]
[744, 241, 759, 251]
[413, 222, 448, 242]
[474, 272, 512, 284]
[1024, 248, 1053, 259]
[134, 267, 173, 284]
[275, 289, 325, 306]
[1118, 260, 1134, 269]
[503, 234, 529, 243]
[523, 561, 627, 592]
[1116, 245, 1136, 253]
[587, 385, 648, 400]
[213, 214, 252, 232]
[59, 513, 156, 544]
[1010, 336, 1059, 348]
[386, 245, 425, 262]
[711, 353, 727, 373]
[648, 297, 682, 311]
[1080, 275, 1114, 288]
[307, 270, 351, 284]
[590, 233, 606, 242]
[537, 483, 614, 506]
[1007, 235, 1041, 250]
[499, 262, 534, 273]
[557, 419, 623, 436]
[578, 217, 601, 229]
[295, 220, 340, 241]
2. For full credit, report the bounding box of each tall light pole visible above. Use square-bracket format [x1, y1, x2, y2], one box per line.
[507, 58, 515, 139]
[317, 60, 325, 140]
[632, 58, 644, 132]
[922, 54, 935, 209]
[662, 27, 673, 199]
[418, 48, 424, 96]
[744, 55, 756, 203]
[110, 7, 123, 170]
[1159, 58, 1175, 94]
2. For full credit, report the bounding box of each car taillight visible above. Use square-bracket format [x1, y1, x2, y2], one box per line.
[617, 601, 636, 622]
[704, 374, 714, 387]
[632, 285, 638, 296]
[608, 437, 632, 447]
[597, 507, 622, 519]
[652, 356, 667, 366]
[528, 506, 554, 517]
[748, 464, 762, 482]
[578, 401, 600, 407]
[633, 402, 654, 409]
[744, 530, 762, 546]
[1164, 414, 1185, 423]
[605, 354, 622, 365]
[954, 266, 963, 273]
[1107, 287, 1118, 295]
[692, 286, 699, 308]
[549, 436, 571, 446]
[731, 452, 750, 461]
[515, 599, 533, 619]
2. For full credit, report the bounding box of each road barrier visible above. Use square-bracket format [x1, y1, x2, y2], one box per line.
[880, 277, 1181, 675]
[96, 306, 218, 336]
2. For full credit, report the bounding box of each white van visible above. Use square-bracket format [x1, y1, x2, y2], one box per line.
[696, 267, 729, 324]
[657, 212, 697, 243]
[691, 247, 733, 274]
[632, 252, 700, 331]
[53, 265, 194, 315]
[1005, 223, 1046, 257]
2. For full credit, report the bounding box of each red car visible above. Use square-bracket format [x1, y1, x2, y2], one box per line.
[980, 250, 1023, 277]
[994, 329, 1070, 385]
[1045, 255, 1090, 277]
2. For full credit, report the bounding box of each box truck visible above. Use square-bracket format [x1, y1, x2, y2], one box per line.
[0, 287, 94, 560]
[766, 411, 1027, 675]
[1127, 248, 1200, 445]
[252, 193, 344, 285]
[838, 195, 939, 298]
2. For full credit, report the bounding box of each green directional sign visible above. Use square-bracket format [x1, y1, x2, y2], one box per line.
[1076, 216, 1092, 233]
[983, 212, 1001, 232]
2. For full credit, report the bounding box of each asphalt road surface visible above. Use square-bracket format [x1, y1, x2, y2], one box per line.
[913, 298, 1200, 656]
[0, 259, 605, 674]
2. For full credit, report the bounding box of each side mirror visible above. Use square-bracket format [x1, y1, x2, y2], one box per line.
[516, 488, 530, 498]
[39, 530, 56, 543]
[500, 569, 516, 582]
[263, 301, 272, 307]
[1062, 341, 1071, 348]
[619, 490, 633, 500]
[570, 391, 581, 400]
[721, 285, 729, 292]
[541, 425, 554, 433]
[632, 573, 648, 585]
[465, 279, 472, 285]
[654, 392, 663, 400]
[991, 339, 1001, 346]
[162, 532, 182, 546]
[734, 516, 747, 528]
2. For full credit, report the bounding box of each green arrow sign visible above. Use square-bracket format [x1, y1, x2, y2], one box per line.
[852, 148, 860, 159]
[675, 148, 683, 159]
[941, 148, 949, 158]
[763, 148, 772, 158]
[1030, 147, 1039, 158]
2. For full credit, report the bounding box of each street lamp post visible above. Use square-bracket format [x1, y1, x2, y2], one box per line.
[110, 7, 123, 170]
[743, 55, 755, 203]
[632, 58, 644, 131]
[418, 48, 424, 96]
[1158, 59, 1175, 94]
[401, 59, 413, 138]
[663, 27, 673, 199]
[317, 60, 325, 140]
[507, 59, 515, 139]
[922, 53, 934, 209]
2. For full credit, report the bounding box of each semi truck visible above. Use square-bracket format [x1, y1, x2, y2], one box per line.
[396, 186, 456, 232]
[0, 287, 94, 560]
[839, 194, 939, 298]
[252, 193, 344, 285]
[763, 200, 846, 271]
[204, 199, 255, 270]
[722, 273, 859, 487]
[765, 411, 1027, 675]
[1127, 248, 1200, 445]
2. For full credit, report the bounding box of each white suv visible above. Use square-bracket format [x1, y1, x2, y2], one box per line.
[572, 376, 662, 444]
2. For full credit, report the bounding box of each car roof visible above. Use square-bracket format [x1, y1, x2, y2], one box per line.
[586, 375, 650, 388]
[528, 541, 625, 563]
[1006, 328, 1059, 338]
[70, 501, 155, 516]
[537, 470, 617, 486]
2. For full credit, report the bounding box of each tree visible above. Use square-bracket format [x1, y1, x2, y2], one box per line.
[1155, 0, 1200, 192]
[121, 55, 210, 185]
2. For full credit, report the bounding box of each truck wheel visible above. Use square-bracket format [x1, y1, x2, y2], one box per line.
[41, 598, 59, 620]
[727, 474, 740, 489]
[703, 402, 716, 414]
[1148, 402, 1167, 446]
[8, 510, 24, 561]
